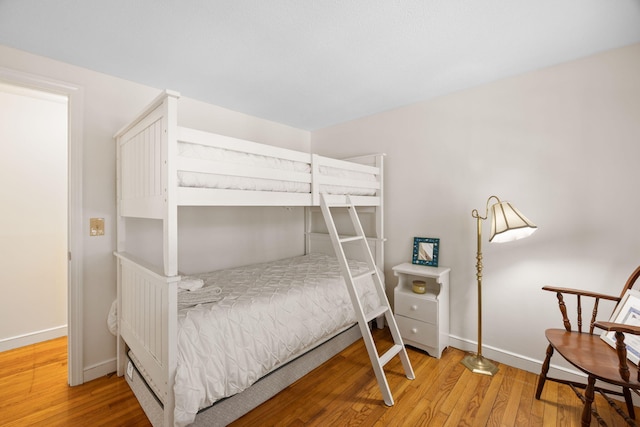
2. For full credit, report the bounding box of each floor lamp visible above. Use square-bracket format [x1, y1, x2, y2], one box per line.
[461, 195, 537, 376]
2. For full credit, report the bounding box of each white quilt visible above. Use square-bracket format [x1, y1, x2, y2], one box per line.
[173, 253, 381, 427]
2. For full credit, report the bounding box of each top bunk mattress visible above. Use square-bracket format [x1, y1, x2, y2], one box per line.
[178, 141, 377, 195]
[172, 252, 381, 427]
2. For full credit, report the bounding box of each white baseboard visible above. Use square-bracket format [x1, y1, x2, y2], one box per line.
[84, 357, 117, 383]
[0, 327, 116, 385]
[448, 334, 585, 383]
[0, 325, 68, 352]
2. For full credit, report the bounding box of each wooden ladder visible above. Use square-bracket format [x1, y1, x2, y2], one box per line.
[320, 194, 415, 406]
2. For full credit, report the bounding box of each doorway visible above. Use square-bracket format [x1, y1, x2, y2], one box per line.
[0, 83, 68, 349]
[0, 68, 83, 386]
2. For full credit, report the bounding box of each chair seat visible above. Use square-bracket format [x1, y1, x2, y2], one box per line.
[546, 328, 640, 388]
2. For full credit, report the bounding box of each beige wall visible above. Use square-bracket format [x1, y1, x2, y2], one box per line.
[0, 83, 67, 350]
[312, 43, 640, 372]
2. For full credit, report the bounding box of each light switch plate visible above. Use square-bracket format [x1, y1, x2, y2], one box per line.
[90, 218, 105, 236]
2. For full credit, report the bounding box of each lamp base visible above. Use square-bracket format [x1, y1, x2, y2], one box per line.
[461, 353, 499, 376]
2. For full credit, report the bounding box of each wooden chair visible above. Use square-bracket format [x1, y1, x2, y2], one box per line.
[536, 266, 640, 426]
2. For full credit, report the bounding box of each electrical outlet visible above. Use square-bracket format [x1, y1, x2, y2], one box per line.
[90, 218, 105, 236]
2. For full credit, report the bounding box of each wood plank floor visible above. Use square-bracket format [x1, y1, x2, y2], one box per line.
[1, 328, 636, 426]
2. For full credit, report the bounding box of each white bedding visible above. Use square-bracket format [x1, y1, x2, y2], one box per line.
[177, 142, 377, 196]
[173, 253, 381, 427]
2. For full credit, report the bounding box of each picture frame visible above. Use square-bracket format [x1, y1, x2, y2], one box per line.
[412, 237, 439, 267]
[600, 289, 640, 365]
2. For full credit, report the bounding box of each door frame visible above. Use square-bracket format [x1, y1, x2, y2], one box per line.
[0, 67, 84, 386]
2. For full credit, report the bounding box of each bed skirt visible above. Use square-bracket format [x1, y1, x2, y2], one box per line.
[126, 324, 362, 427]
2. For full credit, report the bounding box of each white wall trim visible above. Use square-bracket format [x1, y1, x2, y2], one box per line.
[83, 358, 117, 383]
[448, 334, 585, 382]
[0, 326, 68, 352]
[0, 66, 84, 386]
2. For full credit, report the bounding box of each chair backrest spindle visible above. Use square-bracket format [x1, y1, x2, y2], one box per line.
[555, 292, 572, 332]
[577, 295, 582, 333]
[589, 298, 600, 335]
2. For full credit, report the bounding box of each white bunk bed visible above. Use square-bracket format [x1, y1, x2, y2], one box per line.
[114, 90, 386, 427]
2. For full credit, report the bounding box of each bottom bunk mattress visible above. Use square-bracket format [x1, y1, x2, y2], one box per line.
[170, 253, 381, 427]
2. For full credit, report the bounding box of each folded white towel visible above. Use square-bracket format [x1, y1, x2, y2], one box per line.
[178, 278, 204, 292]
[177, 285, 224, 310]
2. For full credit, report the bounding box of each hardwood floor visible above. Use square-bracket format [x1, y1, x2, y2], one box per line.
[1, 329, 636, 426]
[0, 337, 148, 427]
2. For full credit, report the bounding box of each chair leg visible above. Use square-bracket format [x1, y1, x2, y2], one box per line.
[581, 376, 596, 427]
[536, 344, 554, 400]
[623, 387, 635, 419]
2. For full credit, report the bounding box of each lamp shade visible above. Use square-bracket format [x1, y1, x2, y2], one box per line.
[489, 201, 537, 243]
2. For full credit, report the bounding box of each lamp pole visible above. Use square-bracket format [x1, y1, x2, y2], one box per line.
[462, 203, 499, 376]
[475, 213, 484, 359]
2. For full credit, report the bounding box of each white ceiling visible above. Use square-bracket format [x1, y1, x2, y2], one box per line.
[1, 1, 639, 130]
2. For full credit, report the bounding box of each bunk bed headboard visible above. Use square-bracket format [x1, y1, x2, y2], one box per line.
[114, 90, 180, 219]
[114, 90, 180, 276]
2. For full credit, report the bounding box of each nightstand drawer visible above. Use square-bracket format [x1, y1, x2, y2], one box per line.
[396, 315, 437, 347]
[394, 292, 437, 324]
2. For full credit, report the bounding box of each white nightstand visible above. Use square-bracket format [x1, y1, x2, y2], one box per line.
[392, 262, 450, 358]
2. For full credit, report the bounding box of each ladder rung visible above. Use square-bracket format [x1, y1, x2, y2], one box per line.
[365, 306, 389, 322]
[339, 235, 364, 243]
[353, 270, 376, 282]
[379, 344, 404, 367]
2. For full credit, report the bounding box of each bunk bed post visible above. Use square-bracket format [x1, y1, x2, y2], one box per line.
[115, 127, 126, 377]
[161, 93, 179, 427]
[164, 281, 178, 427]
[310, 154, 320, 206]
[162, 93, 180, 277]
[304, 206, 311, 255]
[375, 154, 385, 267]
[306, 153, 320, 255]
[307, 154, 320, 255]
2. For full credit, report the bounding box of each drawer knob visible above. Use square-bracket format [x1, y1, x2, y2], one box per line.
[410, 305, 418, 311]
[411, 328, 418, 334]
